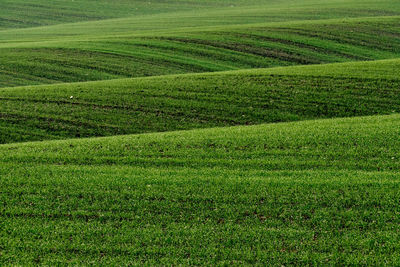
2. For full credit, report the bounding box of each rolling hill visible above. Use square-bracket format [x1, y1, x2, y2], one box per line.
[0, 0, 271, 30]
[1, 0, 399, 30]
[0, 58, 399, 144]
[1, 0, 400, 87]
[0, 16, 399, 87]
[1, 114, 400, 265]
[2, 0, 400, 265]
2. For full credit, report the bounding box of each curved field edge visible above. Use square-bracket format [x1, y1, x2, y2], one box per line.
[1, 114, 400, 265]
[2, 5, 400, 41]
[1, 114, 399, 170]
[0, 0, 287, 30]
[1, 16, 400, 87]
[9, 0, 388, 31]
[0, 59, 400, 144]
[221, 57, 400, 79]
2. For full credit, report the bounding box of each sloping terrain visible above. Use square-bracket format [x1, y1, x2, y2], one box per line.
[0, 0, 270, 30]
[1, 0, 399, 30]
[1, 16, 400, 87]
[1, 114, 400, 265]
[1, 59, 400, 144]
[2, 0, 400, 265]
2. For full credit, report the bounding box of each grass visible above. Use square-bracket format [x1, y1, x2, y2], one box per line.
[0, 0, 271, 30]
[1, 0, 400, 30]
[1, 16, 400, 87]
[2, 0, 400, 265]
[1, 114, 400, 265]
[1, 0, 400, 87]
[1, 59, 400, 144]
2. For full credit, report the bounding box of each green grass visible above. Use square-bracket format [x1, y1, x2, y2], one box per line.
[0, 0, 273, 30]
[2, 0, 400, 265]
[1, 58, 400, 144]
[1, 0, 400, 87]
[1, 114, 400, 265]
[1, 0, 400, 30]
[1, 16, 400, 87]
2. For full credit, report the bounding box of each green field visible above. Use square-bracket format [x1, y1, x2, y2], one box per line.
[2, 115, 400, 265]
[1, 16, 400, 87]
[1, 59, 400, 144]
[1, 2, 400, 87]
[1, 0, 400, 265]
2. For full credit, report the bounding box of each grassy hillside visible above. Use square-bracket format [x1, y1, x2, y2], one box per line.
[0, 0, 270, 30]
[1, 0, 399, 30]
[1, 114, 400, 265]
[1, 16, 400, 87]
[2, 0, 400, 265]
[1, 0, 400, 88]
[1, 59, 399, 144]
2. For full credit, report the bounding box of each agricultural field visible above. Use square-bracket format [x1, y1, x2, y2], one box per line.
[1, 59, 400, 144]
[1, 16, 400, 87]
[1, 0, 400, 265]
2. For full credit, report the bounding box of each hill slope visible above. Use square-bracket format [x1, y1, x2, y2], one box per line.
[0, 0, 272, 30]
[1, 16, 400, 87]
[2, 0, 400, 265]
[1, 59, 399, 144]
[1, 0, 400, 30]
[1, 114, 400, 265]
